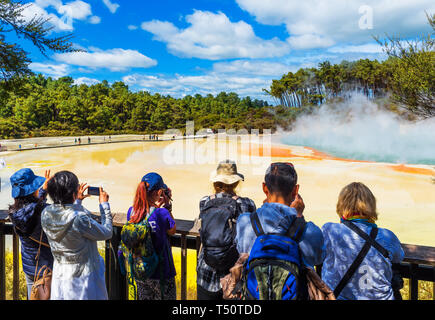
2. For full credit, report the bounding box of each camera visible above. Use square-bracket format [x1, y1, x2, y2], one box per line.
[87, 187, 100, 196]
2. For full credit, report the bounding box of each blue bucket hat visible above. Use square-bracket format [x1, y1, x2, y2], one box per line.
[10, 168, 45, 198]
[141, 172, 167, 191]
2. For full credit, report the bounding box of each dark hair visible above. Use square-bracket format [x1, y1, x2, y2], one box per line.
[8, 193, 41, 215]
[47, 171, 79, 205]
[264, 162, 298, 198]
[8, 194, 44, 234]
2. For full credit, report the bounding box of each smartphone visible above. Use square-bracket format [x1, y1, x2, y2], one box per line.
[87, 187, 100, 196]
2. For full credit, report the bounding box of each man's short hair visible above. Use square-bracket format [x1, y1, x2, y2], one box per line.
[264, 162, 298, 198]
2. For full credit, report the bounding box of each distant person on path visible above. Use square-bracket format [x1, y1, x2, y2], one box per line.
[8, 169, 54, 299]
[78, 138, 81, 145]
[41, 171, 113, 300]
[121, 173, 177, 300]
[197, 160, 256, 300]
[321, 182, 404, 300]
[74, 138, 77, 144]
[88, 137, 91, 144]
[19, 144, 22, 151]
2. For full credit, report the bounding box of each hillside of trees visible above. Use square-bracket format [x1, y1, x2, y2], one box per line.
[0, 76, 280, 138]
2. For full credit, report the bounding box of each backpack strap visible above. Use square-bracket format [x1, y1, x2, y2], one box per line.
[342, 220, 389, 259]
[333, 223, 379, 298]
[127, 207, 132, 222]
[250, 211, 265, 236]
[286, 216, 307, 243]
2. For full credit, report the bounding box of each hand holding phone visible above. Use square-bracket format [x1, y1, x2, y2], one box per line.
[290, 193, 305, 217]
[99, 187, 109, 204]
[77, 183, 90, 201]
[87, 187, 100, 196]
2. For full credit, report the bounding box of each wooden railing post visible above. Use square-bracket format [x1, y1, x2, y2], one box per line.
[105, 226, 127, 300]
[12, 233, 19, 300]
[410, 264, 419, 300]
[0, 222, 5, 300]
[180, 234, 187, 300]
[195, 236, 201, 300]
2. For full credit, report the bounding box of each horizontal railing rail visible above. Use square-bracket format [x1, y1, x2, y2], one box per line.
[1, 210, 435, 300]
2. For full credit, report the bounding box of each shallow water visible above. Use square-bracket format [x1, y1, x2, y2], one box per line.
[1, 137, 434, 247]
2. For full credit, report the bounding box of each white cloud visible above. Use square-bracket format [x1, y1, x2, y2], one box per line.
[141, 10, 290, 60]
[128, 25, 138, 30]
[212, 60, 297, 77]
[328, 43, 383, 54]
[122, 72, 273, 100]
[102, 0, 120, 14]
[22, 0, 98, 31]
[54, 47, 157, 71]
[30, 63, 70, 78]
[89, 15, 101, 24]
[57, 0, 91, 20]
[236, 0, 435, 49]
[74, 77, 100, 86]
[287, 34, 334, 50]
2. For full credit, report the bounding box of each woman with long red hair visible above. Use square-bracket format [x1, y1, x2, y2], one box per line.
[126, 172, 177, 300]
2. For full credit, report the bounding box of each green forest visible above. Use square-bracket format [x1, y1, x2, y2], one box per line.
[0, 78, 276, 138]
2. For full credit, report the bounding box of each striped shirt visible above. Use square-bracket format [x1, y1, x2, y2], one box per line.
[196, 193, 256, 293]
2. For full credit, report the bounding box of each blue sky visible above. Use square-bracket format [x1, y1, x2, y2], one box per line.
[17, 0, 435, 102]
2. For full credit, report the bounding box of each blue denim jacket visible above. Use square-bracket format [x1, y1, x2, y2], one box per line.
[321, 221, 404, 300]
[235, 202, 325, 267]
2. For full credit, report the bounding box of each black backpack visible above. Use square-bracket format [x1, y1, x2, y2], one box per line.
[199, 195, 241, 272]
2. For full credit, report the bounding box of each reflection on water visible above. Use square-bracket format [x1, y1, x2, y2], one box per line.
[1, 140, 434, 248]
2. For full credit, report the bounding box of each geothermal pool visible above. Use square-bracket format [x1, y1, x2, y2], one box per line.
[0, 136, 434, 247]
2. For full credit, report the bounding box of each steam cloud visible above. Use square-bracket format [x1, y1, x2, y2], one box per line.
[280, 94, 435, 165]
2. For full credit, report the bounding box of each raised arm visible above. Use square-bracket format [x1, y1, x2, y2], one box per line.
[299, 221, 325, 267]
[74, 188, 113, 241]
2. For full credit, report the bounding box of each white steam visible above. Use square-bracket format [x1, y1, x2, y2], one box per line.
[280, 94, 435, 165]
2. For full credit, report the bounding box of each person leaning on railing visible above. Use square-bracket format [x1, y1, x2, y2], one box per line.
[41, 171, 113, 300]
[124, 173, 177, 300]
[196, 160, 256, 300]
[8, 168, 54, 299]
[321, 182, 405, 300]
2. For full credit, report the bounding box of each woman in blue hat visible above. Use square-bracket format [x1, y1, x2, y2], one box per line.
[124, 172, 177, 300]
[9, 168, 54, 299]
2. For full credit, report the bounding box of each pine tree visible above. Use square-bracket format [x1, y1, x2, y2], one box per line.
[0, 0, 81, 82]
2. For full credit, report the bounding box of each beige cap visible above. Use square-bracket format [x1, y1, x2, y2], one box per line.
[210, 160, 245, 185]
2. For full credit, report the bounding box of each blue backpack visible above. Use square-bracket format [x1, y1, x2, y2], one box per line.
[241, 211, 307, 300]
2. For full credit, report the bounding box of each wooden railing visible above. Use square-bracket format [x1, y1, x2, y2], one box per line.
[1, 210, 435, 300]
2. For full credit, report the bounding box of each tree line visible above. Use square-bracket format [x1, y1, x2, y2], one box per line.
[0, 76, 278, 138]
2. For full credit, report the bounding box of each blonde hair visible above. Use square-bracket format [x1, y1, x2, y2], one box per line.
[336, 182, 378, 221]
[213, 181, 240, 195]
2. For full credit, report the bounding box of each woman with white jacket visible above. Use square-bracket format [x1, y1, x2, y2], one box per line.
[41, 171, 113, 300]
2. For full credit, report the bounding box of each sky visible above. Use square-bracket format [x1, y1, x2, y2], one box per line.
[15, 0, 435, 102]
